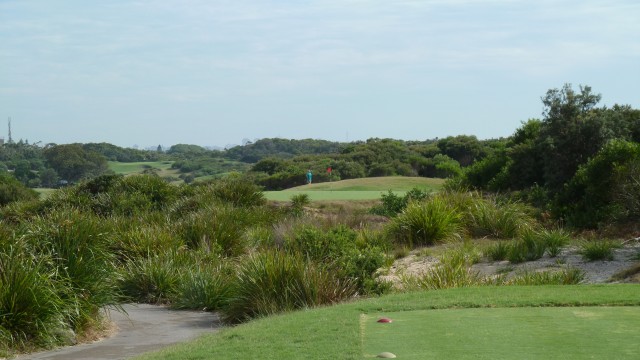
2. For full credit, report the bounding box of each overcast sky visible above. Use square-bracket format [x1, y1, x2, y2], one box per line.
[1, 0, 639, 148]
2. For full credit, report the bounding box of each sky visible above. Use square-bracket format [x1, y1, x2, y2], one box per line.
[1, 0, 639, 149]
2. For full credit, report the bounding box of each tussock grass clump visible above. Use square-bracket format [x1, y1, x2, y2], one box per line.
[0, 243, 65, 351]
[113, 224, 185, 260]
[209, 173, 266, 207]
[484, 229, 570, 262]
[465, 198, 536, 238]
[579, 240, 622, 261]
[388, 197, 463, 246]
[485, 241, 511, 261]
[506, 268, 585, 285]
[401, 248, 485, 291]
[177, 205, 275, 256]
[507, 231, 548, 263]
[222, 251, 357, 324]
[170, 261, 233, 311]
[119, 249, 191, 304]
[538, 229, 571, 257]
[21, 210, 120, 332]
[289, 193, 310, 215]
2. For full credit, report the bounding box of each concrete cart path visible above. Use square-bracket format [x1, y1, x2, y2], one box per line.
[17, 304, 221, 360]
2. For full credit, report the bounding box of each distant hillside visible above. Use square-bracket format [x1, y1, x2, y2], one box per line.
[224, 138, 344, 162]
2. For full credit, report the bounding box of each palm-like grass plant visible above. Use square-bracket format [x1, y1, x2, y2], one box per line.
[388, 197, 463, 247]
[222, 250, 357, 324]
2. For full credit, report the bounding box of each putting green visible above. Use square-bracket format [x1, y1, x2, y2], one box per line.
[362, 307, 640, 359]
[264, 190, 407, 201]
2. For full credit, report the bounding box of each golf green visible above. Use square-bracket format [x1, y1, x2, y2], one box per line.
[264, 190, 407, 201]
[362, 307, 640, 359]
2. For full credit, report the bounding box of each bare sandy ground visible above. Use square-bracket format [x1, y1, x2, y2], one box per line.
[381, 241, 640, 287]
[16, 304, 221, 360]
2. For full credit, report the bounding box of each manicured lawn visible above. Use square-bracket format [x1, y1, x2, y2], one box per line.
[264, 190, 407, 201]
[363, 307, 640, 359]
[34, 188, 56, 198]
[135, 285, 640, 360]
[108, 161, 174, 175]
[266, 176, 444, 201]
[288, 176, 444, 192]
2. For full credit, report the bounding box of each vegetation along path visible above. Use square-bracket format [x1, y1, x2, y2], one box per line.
[16, 304, 221, 360]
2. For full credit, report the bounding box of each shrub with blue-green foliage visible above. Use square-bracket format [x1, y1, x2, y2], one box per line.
[284, 225, 387, 294]
[558, 140, 640, 228]
[370, 187, 430, 217]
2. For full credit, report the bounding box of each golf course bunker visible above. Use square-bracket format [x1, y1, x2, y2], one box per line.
[362, 307, 640, 359]
[17, 304, 221, 360]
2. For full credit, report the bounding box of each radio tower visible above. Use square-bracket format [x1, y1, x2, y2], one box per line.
[7, 117, 12, 144]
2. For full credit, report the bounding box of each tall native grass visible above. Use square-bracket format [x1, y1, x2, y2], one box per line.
[401, 247, 485, 291]
[222, 250, 357, 324]
[119, 249, 192, 304]
[387, 197, 463, 246]
[170, 261, 233, 311]
[176, 204, 276, 256]
[579, 239, 622, 261]
[465, 198, 536, 238]
[0, 242, 66, 351]
[20, 209, 121, 333]
[485, 228, 571, 262]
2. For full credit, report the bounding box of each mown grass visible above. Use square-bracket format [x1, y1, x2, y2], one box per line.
[287, 176, 445, 192]
[363, 306, 639, 359]
[108, 161, 176, 177]
[265, 177, 444, 201]
[134, 285, 640, 360]
[265, 190, 408, 201]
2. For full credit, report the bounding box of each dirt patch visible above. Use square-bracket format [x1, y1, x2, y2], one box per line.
[381, 241, 640, 287]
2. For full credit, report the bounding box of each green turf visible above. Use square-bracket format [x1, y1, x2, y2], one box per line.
[363, 307, 640, 359]
[266, 176, 444, 201]
[34, 188, 56, 198]
[134, 285, 640, 360]
[264, 190, 407, 201]
[108, 161, 174, 175]
[287, 176, 444, 192]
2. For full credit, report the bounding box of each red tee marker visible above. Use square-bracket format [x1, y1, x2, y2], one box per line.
[377, 317, 393, 323]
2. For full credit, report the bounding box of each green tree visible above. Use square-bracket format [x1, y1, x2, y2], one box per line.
[43, 144, 109, 182]
[538, 84, 602, 190]
[39, 168, 60, 188]
[0, 173, 38, 205]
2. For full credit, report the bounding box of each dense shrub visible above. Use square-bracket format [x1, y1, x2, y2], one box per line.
[558, 140, 640, 228]
[209, 173, 266, 207]
[284, 225, 387, 294]
[370, 187, 430, 217]
[0, 173, 38, 206]
[177, 205, 275, 256]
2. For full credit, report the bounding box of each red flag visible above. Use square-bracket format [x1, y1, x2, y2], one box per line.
[327, 167, 332, 173]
